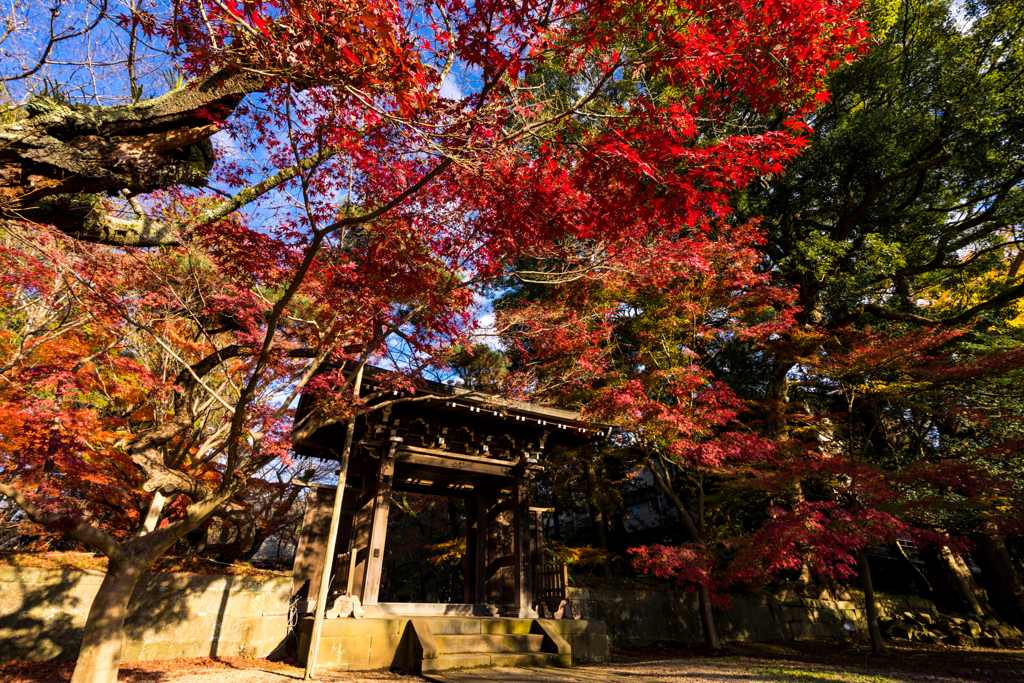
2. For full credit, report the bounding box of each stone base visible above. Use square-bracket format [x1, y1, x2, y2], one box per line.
[297, 615, 608, 671]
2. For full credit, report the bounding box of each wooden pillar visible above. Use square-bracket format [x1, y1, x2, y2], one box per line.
[291, 486, 334, 603]
[529, 507, 546, 597]
[464, 497, 479, 604]
[345, 474, 376, 597]
[291, 485, 357, 606]
[513, 469, 535, 617]
[361, 439, 399, 606]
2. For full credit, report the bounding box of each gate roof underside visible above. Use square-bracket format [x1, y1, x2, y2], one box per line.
[293, 366, 607, 496]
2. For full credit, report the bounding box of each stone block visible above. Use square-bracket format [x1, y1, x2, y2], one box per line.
[906, 598, 937, 614]
[570, 634, 609, 663]
[223, 590, 267, 618]
[780, 606, 810, 622]
[977, 636, 1003, 648]
[319, 635, 373, 668]
[367, 635, 403, 669]
[263, 590, 291, 617]
[889, 625, 917, 640]
[481, 619, 532, 635]
[421, 653, 492, 672]
[996, 625, 1022, 638]
[944, 633, 975, 647]
[314, 617, 404, 637]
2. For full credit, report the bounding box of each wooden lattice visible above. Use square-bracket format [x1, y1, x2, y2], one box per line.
[535, 562, 569, 601]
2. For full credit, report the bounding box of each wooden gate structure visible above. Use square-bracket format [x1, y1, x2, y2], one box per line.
[290, 367, 604, 621]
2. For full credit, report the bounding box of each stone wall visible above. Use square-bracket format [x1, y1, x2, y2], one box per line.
[0, 566, 291, 662]
[567, 587, 939, 647]
[0, 564, 945, 666]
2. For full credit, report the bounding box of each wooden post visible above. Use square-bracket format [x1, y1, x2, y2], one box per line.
[361, 439, 399, 606]
[344, 476, 376, 598]
[512, 468, 535, 617]
[464, 498, 478, 604]
[291, 487, 333, 602]
[530, 508, 546, 602]
[304, 366, 363, 681]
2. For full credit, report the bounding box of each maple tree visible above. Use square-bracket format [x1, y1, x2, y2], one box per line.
[501, 222, 808, 648]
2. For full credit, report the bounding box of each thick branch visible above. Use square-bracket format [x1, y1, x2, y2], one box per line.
[0, 481, 124, 559]
[1, 68, 266, 235]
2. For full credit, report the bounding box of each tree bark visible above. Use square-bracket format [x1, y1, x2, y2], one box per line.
[645, 458, 721, 650]
[971, 524, 1024, 627]
[857, 547, 886, 654]
[939, 545, 989, 617]
[696, 583, 722, 650]
[70, 557, 146, 683]
[2, 69, 262, 204]
[584, 458, 613, 580]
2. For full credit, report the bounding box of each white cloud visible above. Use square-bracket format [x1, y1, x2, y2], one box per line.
[439, 74, 462, 100]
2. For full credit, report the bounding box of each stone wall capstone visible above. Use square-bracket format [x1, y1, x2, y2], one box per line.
[0, 566, 291, 663]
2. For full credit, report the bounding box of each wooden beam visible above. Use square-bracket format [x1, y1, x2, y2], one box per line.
[399, 444, 517, 469]
[396, 449, 513, 477]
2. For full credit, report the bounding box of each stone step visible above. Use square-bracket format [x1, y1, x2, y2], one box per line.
[436, 634, 545, 654]
[420, 652, 563, 673]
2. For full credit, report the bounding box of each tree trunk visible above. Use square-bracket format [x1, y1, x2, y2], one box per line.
[645, 459, 721, 650]
[938, 545, 990, 617]
[783, 482, 815, 588]
[696, 583, 722, 650]
[70, 558, 146, 683]
[584, 459, 613, 579]
[2, 69, 261, 207]
[971, 524, 1024, 627]
[857, 547, 886, 654]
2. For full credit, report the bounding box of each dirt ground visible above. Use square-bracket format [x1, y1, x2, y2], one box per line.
[2, 641, 1023, 683]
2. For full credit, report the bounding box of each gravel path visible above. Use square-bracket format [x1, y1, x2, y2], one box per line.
[90, 659, 893, 683]
[7, 645, 1024, 683]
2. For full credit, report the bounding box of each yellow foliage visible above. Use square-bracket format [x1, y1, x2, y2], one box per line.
[424, 538, 465, 566]
[546, 540, 613, 567]
[921, 243, 1024, 328]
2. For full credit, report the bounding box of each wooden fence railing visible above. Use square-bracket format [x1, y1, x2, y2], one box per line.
[535, 562, 569, 601]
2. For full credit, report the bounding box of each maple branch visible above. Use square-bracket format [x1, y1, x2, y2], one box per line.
[646, 451, 704, 545]
[0, 482, 124, 559]
[18, 143, 339, 247]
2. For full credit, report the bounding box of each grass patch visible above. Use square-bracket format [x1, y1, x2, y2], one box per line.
[756, 662, 910, 683]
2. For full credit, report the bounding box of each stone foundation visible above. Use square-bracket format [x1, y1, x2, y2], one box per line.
[296, 616, 609, 671]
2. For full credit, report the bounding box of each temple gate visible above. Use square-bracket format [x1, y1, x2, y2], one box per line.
[289, 368, 610, 672]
